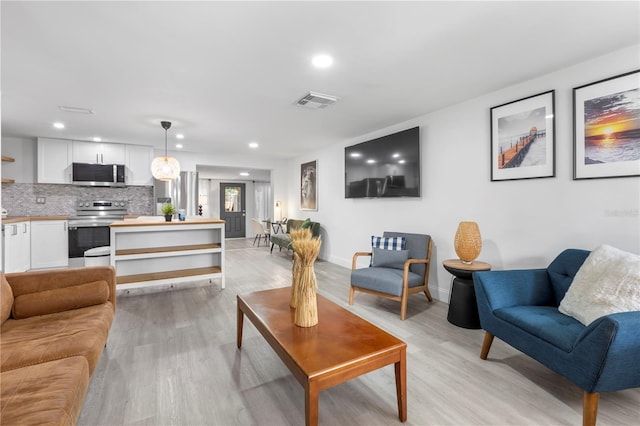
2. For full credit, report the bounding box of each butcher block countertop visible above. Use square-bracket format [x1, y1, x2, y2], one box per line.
[110, 217, 225, 227]
[2, 216, 68, 224]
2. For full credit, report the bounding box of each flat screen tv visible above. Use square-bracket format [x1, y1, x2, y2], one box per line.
[345, 127, 420, 198]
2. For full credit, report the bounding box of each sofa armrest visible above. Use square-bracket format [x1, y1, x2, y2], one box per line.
[6, 266, 117, 311]
[573, 311, 640, 392]
[474, 269, 554, 311]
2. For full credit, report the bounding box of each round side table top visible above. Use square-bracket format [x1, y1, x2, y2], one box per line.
[442, 259, 491, 272]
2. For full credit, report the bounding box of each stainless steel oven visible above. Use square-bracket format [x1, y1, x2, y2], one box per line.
[68, 200, 127, 267]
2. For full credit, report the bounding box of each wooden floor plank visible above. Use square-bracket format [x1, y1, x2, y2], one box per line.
[79, 237, 640, 425]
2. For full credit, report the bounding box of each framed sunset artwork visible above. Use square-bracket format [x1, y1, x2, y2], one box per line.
[573, 70, 640, 179]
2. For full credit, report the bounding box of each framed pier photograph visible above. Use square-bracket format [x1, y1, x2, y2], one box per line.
[573, 70, 640, 180]
[490, 91, 555, 181]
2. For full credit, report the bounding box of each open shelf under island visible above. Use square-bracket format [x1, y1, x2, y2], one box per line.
[109, 218, 225, 290]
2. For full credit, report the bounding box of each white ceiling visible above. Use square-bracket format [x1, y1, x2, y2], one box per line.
[2, 1, 639, 163]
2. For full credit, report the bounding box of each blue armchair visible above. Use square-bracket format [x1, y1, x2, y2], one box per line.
[473, 249, 640, 426]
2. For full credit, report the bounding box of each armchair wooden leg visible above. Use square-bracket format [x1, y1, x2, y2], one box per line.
[480, 332, 494, 360]
[583, 392, 599, 426]
[400, 293, 408, 320]
[349, 286, 355, 305]
[423, 287, 433, 302]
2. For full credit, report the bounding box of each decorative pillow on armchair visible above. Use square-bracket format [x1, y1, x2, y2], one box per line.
[371, 235, 406, 251]
[371, 247, 410, 270]
[370, 235, 406, 267]
[559, 244, 640, 325]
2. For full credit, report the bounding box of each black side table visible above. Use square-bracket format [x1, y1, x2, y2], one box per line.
[443, 259, 491, 329]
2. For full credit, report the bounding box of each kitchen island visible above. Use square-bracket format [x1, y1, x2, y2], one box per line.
[110, 218, 225, 290]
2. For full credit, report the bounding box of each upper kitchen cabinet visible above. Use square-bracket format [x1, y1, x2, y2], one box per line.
[73, 141, 125, 164]
[37, 138, 72, 184]
[125, 144, 154, 186]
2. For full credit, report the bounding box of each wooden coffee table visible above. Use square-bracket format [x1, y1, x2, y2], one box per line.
[237, 287, 407, 426]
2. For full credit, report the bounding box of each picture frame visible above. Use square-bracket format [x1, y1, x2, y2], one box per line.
[573, 70, 640, 180]
[300, 160, 317, 210]
[490, 90, 555, 181]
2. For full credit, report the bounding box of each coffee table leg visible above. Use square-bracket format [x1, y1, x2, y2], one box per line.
[395, 347, 407, 422]
[237, 303, 244, 349]
[305, 382, 319, 426]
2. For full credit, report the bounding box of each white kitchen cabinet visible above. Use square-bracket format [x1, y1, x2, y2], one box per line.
[37, 138, 72, 184]
[73, 141, 125, 164]
[2, 221, 30, 273]
[125, 145, 154, 186]
[30, 220, 69, 269]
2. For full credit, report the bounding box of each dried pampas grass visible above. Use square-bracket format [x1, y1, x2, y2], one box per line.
[292, 237, 322, 327]
[289, 227, 313, 308]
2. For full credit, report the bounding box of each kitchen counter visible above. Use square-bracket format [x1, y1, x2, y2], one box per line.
[111, 217, 224, 227]
[2, 216, 68, 224]
[109, 219, 225, 290]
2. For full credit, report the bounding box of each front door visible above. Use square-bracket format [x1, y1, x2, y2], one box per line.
[220, 183, 246, 238]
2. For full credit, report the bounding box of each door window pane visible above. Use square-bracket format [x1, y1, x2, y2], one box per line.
[224, 187, 242, 212]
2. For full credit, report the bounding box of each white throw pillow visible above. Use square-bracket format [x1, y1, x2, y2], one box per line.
[559, 245, 640, 326]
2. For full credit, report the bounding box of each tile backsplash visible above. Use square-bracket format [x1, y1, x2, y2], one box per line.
[2, 183, 153, 216]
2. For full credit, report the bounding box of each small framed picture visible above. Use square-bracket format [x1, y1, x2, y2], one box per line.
[300, 160, 317, 210]
[490, 90, 555, 181]
[573, 70, 640, 180]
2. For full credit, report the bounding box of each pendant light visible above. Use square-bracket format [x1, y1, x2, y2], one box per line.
[151, 120, 180, 181]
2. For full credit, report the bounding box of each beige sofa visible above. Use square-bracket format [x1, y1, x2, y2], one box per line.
[1, 266, 116, 425]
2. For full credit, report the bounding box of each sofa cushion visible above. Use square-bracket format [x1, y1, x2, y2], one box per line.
[1, 273, 13, 324]
[12, 280, 110, 320]
[1, 303, 114, 374]
[300, 218, 312, 229]
[559, 245, 640, 326]
[371, 247, 409, 270]
[494, 306, 584, 352]
[383, 232, 430, 278]
[351, 267, 423, 297]
[0, 356, 90, 426]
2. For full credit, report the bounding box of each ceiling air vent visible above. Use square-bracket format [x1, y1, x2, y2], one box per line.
[295, 91, 339, 109]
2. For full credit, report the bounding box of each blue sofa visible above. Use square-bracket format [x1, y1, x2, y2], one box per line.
[473, 249, 640, 426]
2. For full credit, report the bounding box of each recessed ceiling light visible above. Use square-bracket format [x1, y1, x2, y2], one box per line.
[240, 172, 250, 176]
[93, 137, 102, 142]
[249, 142, 259, 149]
[176, 134, 184, 139]
[367, 159, 376, 164]
[53, 122, 65, 129]
[398, 159, 406, 164]
[392, 153, 400, 158]
[350, 152, 362, 158]
[312, 54, 333, 68]
[176, 144, 183, 149]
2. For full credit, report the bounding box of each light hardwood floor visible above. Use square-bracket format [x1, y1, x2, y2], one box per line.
[79, 238, 639, 425]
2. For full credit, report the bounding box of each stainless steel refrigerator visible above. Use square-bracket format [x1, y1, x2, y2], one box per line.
[153, 171, 200, 217]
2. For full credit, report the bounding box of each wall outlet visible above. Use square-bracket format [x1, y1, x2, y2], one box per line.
[36, 197, 46, 204]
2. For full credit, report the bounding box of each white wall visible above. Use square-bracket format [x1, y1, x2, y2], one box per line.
[1, 136, 37, 183]
[285, 44, 640, 302]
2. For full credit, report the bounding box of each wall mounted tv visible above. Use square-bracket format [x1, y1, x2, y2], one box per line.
[345, 126, 420, 198]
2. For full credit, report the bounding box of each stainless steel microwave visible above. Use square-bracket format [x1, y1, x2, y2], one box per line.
[72, 163, 126, 187]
